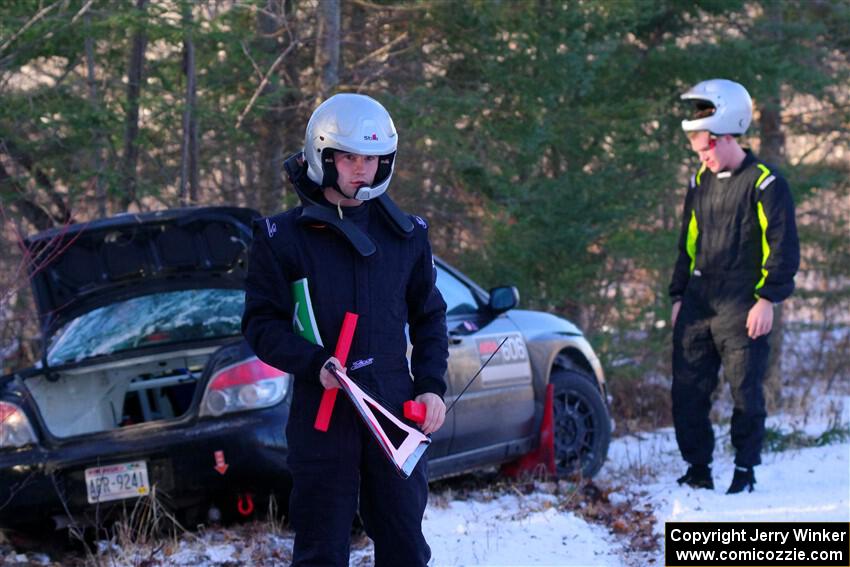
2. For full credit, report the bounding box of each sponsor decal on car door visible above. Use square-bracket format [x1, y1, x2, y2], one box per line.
[449, 331, 534, 453]
[476, 334, 532, 385]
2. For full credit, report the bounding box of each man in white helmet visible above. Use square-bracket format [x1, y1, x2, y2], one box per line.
[669, 79, 799, 494]
[242, 93, 448, 565]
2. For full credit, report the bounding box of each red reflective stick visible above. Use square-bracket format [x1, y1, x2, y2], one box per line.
[314, 312, 358, 432]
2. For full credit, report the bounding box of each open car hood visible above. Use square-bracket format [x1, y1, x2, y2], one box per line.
[25, 206, 260, 340]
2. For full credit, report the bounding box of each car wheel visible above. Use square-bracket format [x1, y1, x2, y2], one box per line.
[550, 367, 610, 479]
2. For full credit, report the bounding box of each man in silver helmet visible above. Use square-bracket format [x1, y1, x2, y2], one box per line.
[669, 79, 799, 494]
[242, 93, 448, 565]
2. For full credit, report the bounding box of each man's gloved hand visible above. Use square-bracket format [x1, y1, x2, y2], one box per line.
[319, 356, 345, 389]
[415, 392, 446, 435]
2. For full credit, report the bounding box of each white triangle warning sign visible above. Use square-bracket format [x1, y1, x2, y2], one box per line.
[325, 363, 430, 478]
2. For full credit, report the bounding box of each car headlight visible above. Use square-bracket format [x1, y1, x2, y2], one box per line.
[0, 401, 37, 448]
[199, 357, 289, 417]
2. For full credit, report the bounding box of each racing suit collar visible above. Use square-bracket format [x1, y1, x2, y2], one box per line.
[719, 149, 756, 178]
[316, 192, 368, 217]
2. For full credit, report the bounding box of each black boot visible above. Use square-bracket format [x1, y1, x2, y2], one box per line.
[727, 466, 755, 494]
[677, 464, 714, 490]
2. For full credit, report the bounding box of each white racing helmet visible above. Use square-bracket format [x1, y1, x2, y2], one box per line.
[304, 93, 397, 200]
[681, 79, 752, 136]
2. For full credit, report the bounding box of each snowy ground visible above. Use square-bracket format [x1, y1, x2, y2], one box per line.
[602, 421, 850, 566]
[420, 393, 849, 567]
[423, 485, 623, 567]
[2, 393, 847, 566]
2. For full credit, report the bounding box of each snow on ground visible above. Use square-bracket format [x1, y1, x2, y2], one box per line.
[2, 394, 847, 566]
[419, 397, 850, 566]
[606, 430, 849, 525]
[423, 492, 621, 566]
[601, 390, 850, 566]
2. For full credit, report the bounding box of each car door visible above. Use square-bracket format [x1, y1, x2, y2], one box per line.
[434, 264, 536, 456]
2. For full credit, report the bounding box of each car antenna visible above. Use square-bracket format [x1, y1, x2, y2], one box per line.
[445, 336, 508, 415]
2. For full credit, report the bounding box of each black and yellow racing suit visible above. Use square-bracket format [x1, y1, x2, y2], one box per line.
[669, 150, 799, 468]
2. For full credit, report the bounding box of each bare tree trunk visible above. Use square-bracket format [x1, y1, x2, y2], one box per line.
[180, 1, 199, 206]
[254, 0, 302, 215]
[758, 1, 787, 412]
[245, 154, 256, 210]
[84, 12, 107, 217]
[221, 154, 238, 206]
[190, 93, 199, 203]
[0, 138, 70, 223]
[121, 0, 148, 211]
[256, 3, 284, 215]
[278, 0, 304, 194]
[314, 0, 340, 102]
[0, 163, 54, 231]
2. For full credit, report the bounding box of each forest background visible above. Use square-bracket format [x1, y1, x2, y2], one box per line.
[1, 0, 847, 430]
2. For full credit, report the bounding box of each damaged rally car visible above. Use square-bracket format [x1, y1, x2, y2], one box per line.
[0, 206, 611, 533]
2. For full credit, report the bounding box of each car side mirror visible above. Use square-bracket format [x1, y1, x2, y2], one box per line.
[488, 286, 519, 314]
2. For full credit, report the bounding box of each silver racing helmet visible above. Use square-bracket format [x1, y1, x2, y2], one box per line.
[681, 79, 753, 136]
[304, 93, 398, 200]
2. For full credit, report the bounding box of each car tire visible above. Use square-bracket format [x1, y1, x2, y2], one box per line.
[550, 367, 610, 479]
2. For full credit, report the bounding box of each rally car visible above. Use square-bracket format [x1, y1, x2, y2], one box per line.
[0, 206, 611, 533]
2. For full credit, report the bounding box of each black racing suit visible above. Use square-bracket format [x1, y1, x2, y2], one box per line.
[242, 198, 448, 566]
[669, 150, 799, 468]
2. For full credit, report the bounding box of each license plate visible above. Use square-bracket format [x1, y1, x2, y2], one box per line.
[85, 460, 150, 504]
